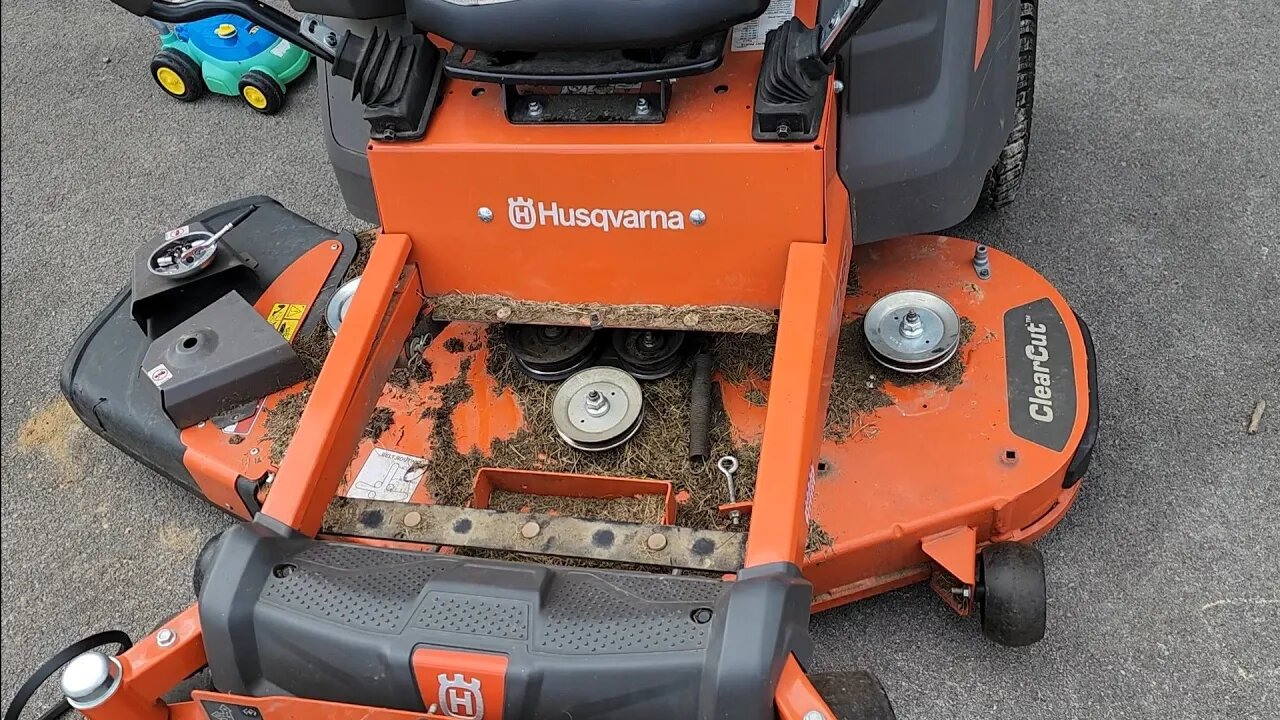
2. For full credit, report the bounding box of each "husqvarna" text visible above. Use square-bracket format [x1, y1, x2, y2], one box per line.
[507, 196, 685, 233]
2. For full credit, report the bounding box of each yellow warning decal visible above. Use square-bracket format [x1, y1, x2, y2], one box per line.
[266, 303, 307, 342]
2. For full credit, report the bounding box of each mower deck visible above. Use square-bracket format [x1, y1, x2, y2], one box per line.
[66, 214, 1095, 617]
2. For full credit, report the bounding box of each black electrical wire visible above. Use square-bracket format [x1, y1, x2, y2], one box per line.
[3, 630, 132, 720]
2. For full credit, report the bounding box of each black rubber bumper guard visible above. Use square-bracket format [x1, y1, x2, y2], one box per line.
[198, 520, 814, 720]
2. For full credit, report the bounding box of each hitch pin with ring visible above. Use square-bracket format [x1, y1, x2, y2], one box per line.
[718, 455, 741, 528]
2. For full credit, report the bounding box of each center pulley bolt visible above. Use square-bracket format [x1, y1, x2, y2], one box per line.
[640, 331, 658, 349]
[900, 309, 924, 339]
[584, 389, 610, 417]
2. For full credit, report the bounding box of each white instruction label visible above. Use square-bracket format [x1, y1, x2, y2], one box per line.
[731, 0, 796, 51]
[164, 225, 191, 241]
[346, 448, 426, 503]
[270, 40, 292, 59]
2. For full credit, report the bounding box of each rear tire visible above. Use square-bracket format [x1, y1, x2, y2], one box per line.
[808, 670, 896, 720]
[150, 49, 205, 102]
[976, 0, 1038, 211]
[238, 70, 286, 115]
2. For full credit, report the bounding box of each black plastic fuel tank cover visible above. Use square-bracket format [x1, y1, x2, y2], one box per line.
[140, 292, 307, 429]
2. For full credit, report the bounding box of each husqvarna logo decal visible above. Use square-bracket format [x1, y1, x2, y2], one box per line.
[506, 196, 686, 232]
[437, 673, 485, 719]
[507, 197, 537, 230]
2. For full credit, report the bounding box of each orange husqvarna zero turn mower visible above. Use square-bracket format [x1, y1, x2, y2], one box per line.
[16, 0, 1098, 718]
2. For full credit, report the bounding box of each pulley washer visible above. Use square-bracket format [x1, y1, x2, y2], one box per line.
[505, 324, 598, 381]
[325, 277, 361, 333]
[612, 329, 687, 380]
[863, 290, 961, 373]
[552, 366, 645, 451]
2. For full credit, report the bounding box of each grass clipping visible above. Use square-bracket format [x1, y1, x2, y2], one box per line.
[424, 329, 759, 532]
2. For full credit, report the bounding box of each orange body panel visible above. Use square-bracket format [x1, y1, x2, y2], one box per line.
[745, 143, 852, 566]
[180, 240, 340, 516]
[369, 52, 828, 311]
[262, 234, 423, 534]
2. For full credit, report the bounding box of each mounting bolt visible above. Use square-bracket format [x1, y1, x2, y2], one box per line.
[330, 242, 340, 250]
[477, 207, 494, 223]
[521, 521, 541, 539]
[403, 511, 423, 528]
[646, 532, 668, 551]
[249, 447, 260, 456]
[899, 309, 924, 339]
[832, 80, 845, 94]
[527, 100, 544, 118]
[584, 389, 610, 417]
[776, 122, 791, 139]
[197, 421, 205, 428]
[973, 244, 992, 280]
[156, 628, 177, 647]
[803, 712, 828, 720]
[636, 96, 651, 115]
[690, 209, 707, 226]
[324, 32, 338, 48]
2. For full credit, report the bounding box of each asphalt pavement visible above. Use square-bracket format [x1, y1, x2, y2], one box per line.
[2, 1, 1277, 718]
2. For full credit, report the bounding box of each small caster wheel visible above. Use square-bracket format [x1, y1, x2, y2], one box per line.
[808, 670, 896, 720]
[238, 70, 286, 115]
[150, 49, 205, 102]
[978, 541, 1046, 647]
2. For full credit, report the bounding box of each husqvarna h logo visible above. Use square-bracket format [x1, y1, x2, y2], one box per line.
[507, 197, 537, 230]
[437, 673, 485, 719]
[505, 196, 686, 232]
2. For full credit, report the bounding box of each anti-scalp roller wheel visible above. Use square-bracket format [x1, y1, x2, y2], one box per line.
[978, 542, 1047, 647]
[863, 290, 961, 373]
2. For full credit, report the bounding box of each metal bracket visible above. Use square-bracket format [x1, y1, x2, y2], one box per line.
[324, 498, 747, 573]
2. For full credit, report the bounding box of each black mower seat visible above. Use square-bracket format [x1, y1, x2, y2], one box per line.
[406, 0, 771, 51]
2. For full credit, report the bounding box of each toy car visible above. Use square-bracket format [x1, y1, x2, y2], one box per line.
[148, 13, 312, 114]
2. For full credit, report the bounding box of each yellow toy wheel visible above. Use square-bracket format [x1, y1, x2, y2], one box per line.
[237, 71, 285, 115]
[149, 49, 204, 102]
[242, 85, 268, 110]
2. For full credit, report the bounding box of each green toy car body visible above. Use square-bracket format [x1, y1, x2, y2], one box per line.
[149, 14, 312, 114]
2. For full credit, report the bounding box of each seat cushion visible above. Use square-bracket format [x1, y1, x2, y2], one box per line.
[406, 0, 771, 51]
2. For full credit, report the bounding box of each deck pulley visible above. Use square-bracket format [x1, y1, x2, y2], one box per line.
[552, 367, 645, 451]
[612, 329, 687, 380]
[863, 290, 961, 373]
[505, 324, 598, 381]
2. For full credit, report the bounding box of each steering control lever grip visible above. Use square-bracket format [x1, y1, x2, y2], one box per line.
[106, 0, 335, 60]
